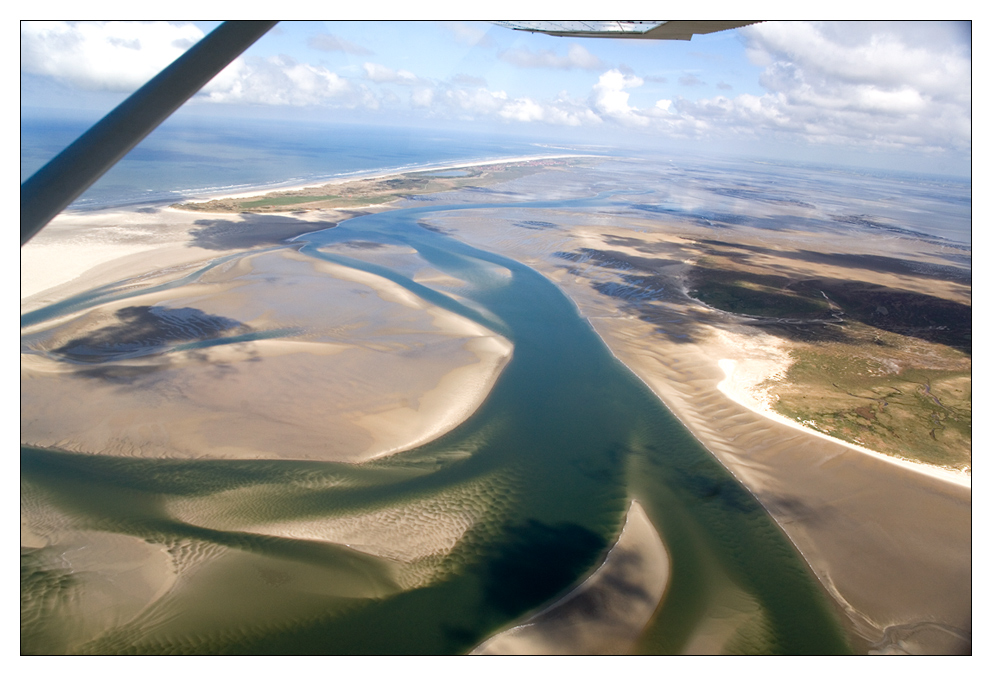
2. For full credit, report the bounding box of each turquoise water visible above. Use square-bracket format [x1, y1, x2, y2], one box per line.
[21, 195, 851, 654]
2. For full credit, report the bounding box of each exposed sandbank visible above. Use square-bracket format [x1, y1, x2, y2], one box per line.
[21, 246, 511, 465]
[471, 500, 670, 655]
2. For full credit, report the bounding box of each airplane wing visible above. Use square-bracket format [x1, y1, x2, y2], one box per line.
[490, 21, 761, 41]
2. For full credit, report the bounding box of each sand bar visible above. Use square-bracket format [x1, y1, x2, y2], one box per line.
[472, 500, 670, 655]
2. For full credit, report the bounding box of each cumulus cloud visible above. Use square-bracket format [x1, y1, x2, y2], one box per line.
[203, 55, 377, 108]
[498, 43, 604, 70]
[590, 70, 650, 127]
[308, 33, 373, 56]
[411, 87, 434, 108]
[716, 21, 973, 151]
[21, 20, 206, 91]
[363, 62, 419, 85]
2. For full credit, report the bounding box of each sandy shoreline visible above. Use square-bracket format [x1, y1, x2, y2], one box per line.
[21, 153, 591, 304]
[715, 357, 971, 487]
[178, 153, 593, 203]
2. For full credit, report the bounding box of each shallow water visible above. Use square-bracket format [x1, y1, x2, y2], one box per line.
[21, 195, 851, 654]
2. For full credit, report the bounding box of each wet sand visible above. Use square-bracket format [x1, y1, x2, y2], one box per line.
[471, 500, 670, 655]
[22, 245, 511, 463]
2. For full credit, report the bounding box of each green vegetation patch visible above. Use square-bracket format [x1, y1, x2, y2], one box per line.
[683, 239, 970, 469]
[768, 323, 971, 469]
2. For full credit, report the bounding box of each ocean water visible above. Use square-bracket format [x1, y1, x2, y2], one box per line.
[20, 111, 553, 210]
[22, 110, 970, 248]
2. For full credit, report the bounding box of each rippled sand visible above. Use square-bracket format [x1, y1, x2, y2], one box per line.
[472, 500, 669, 655]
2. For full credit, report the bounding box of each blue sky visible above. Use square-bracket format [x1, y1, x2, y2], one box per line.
[20, 19, 973, 176]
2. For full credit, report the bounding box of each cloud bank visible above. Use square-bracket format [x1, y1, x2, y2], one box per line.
[21, 21, 971, 158]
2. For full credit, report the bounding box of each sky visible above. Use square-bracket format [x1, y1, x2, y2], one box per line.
[19, 18, 973, 177]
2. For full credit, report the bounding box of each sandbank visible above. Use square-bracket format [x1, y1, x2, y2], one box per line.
[471, 500, 670, 655]
[22, 245, 512, 465]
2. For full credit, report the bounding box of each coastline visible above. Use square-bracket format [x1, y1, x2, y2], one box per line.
[176, 153, 594, 204]
[21, 155, 971, 654]
[715, 357, 971, 488]
[21, 153, 592, 304]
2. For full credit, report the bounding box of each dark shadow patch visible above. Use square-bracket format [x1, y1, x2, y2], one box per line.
[591, 275, 667, 303]
[812, 279, 971, 353]
[830, 213, 952, 244]
[53, 306, 247, 364]
[340, 240, 386, 249]
[417, 221, 449, 234]
[694, 239, 971, 284]
[512, 220, 559, 230]
[479, 520, 607, 618]
[600, 234, 674, 255]
[188, 213, 337, 250]
[687, 266, 835, 320]
[553, 248, 679, 274]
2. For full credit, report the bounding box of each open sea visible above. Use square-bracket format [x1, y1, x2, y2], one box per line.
[20, 111, 561, 211]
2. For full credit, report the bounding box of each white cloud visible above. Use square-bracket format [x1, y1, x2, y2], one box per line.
[308, 33, 373, 56]
[363, 62, 419, 85]
[436, 85, 599, 127]
[498, 43, 604, 70]
[717, 21, 973, 152]
[203, 55, 376, 108]
[443, 87, 508, 116]
[21, 20, 206, 91]
[411, 87, 434, 108]
[590, 70, 650, 127]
